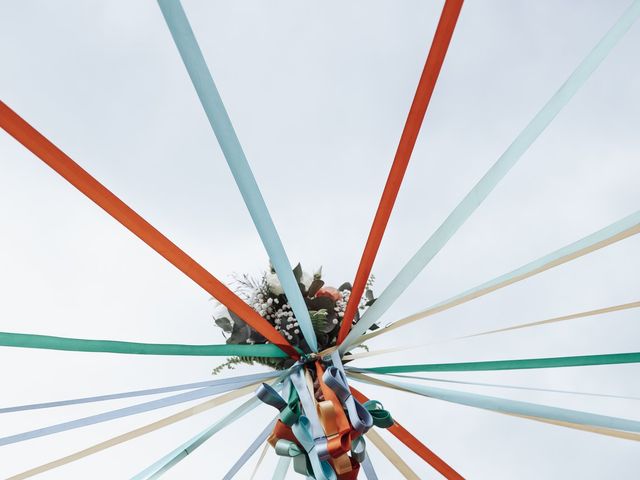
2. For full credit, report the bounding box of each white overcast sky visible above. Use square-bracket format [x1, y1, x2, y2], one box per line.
[1, 1, 639, 478]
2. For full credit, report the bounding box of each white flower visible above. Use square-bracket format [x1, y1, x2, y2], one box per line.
[300, 271, 313, 290]
[212, 302, 230, 320]
[265, 272, 285, 295]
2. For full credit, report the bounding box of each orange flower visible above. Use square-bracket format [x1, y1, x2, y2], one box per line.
[315, 286, 342, 302]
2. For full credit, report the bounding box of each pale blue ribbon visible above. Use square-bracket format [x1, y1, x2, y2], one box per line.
[132, 378, 286, 479]
[0, 371, 279, 414]
[222, 418, 277, 480]
[157, 0, 318, 352]
[272, 456, 291, 480]
[350, 374, 640, 434]
[0, 375, 264, 447]
[324, 352, 373, 434]
[362, 453, 379, 480]
[289, 365, 331, 459]
[340, 0, 640, 353]
[292, 416, 337, 480]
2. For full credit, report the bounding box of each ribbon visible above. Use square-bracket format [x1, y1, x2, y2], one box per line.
[272, 457, 291, 480]
[156, 0, 318, 353]
[365, 429, 420, 480]
[292, 416, 338, 480]
[363, 400, 394, 428]
[314, 361, 352, 459]
[340, 0, 640, 352]
[0, 101, 298, 359]
[464, 300, 640, 339]
[0, 375, 267, 447]
[354, 209, 640, 347]
[10, 382, 262, 480]
[360, 351, 640, 374]
[0, 331, 292, 357]
[324, 351, 373, 435]
[373, 373, 640, 402]
[256, 380, 300, 427]
[350, 373, 640, 435]
[361, 453, 379, 480]
[222, 419, 277, 480]
[249, 443, 270, 480]
[351, 386, 463, 480]
[0, 370, 279, 414]
[338, 0, 464, 343]
[290, 366, 331, 460]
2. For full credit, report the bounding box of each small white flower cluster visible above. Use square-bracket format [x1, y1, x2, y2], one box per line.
[250, 289, 300, 341]
[333, 289, 351, 324]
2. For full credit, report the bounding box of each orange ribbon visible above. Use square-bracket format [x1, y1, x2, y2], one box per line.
[351, 386, 464, 480]
[0, 101, 298, 359]
[337, 0, 465, 344]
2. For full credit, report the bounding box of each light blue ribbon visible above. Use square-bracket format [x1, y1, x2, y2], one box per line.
[0, 375, 264, 447]
[0, 370, 279, 414]
[350, 374, 640, 434]
[222, 418, 277, 480]
[325, 351, 373, 434]
[340, 0, 640, 352]
[292, 416, 338, 480]
[362, 453, 379, 480]
[132, 395, 263, 480]
[157, 0, 318, 352]
[132, 377, 286, 479]
[272, 456, 291, 480]
[289, 366, 331, 459]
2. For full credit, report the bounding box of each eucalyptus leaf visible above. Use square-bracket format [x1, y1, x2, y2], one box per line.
[307, 279, 324, 297]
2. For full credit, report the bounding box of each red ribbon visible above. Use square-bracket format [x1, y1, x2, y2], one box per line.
[0, 101, 299, 359]
[351, 386, 464, 479]
[337, 0, 465, 344]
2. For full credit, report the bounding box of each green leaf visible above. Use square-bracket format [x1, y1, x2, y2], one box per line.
[293, 263, 303, 282]
[307, 279, 324, 297]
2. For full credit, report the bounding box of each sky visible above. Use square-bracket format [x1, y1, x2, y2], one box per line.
[1, 0, 639, 478]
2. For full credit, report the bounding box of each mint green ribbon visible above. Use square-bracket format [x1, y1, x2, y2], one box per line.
[156, 0, 318, 352]
[340, 0, 640, 353]
[0, 331, 292, 357]
[256, 380, 300, 426]
[363, 400, 394, 428]
[360, 351, 640, 374]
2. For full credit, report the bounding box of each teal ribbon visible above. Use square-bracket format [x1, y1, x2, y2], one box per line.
[340, 0, 640, 353]
[292, 416, 337, 480]
[255, 380, 300, 426]
[325, 351, 373, 434]
[156, 0, 318, 352]
[350, 436, 367, 464]
[363, 400, 394, 428]
[350, 374, 640, 434]
[360, 351, 640, 374]
[272, 457, 291, 480]
[0, 331, 292, 357]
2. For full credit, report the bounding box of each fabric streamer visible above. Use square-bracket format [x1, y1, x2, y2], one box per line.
[350, 387, 462, 479]
[156, 0, 318, 353]
[222, 418, 278, 480]
[272, 456, 291, 480]
[8, 382, 261, 480]
[354, 209, 640, 347]
[249, 443, 270, 480]
[361, 453, 379, 480]
[0, 375, 269, 447]
[0, 371, 279, 414]
[365, 429, 420, 480]
[464, 300, 640, 339]
[359, 351, 640, 374]
[338, 0, 464, 343]
[0, 101, 298, 358]
[131, 377, 286, 479]
[373, 372, 640, 402]
[349, 373, 640, 435]
[340, 1, 640, 353]
[0, 331, 292, 357]
[132, 396, 265, 480]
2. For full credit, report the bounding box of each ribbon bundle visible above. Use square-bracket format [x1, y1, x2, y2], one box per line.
[257, 351, 393, 479]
